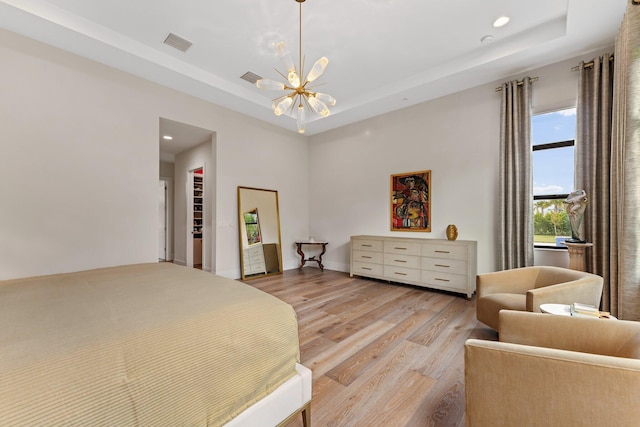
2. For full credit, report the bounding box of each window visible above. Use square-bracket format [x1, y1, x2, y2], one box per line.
[532, 108, 576, 248]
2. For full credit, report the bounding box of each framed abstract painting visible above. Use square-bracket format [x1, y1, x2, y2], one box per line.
[391, 170, 431, 232]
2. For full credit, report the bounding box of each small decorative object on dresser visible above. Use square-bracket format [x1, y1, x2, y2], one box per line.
[350, 235, 477, 298]
[446, 224, 458, 241]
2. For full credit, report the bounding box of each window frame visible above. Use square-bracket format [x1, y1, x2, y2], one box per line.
[532, 138, 575, 250]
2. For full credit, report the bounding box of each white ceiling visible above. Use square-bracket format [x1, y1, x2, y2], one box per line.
[0, 0, 626, 140]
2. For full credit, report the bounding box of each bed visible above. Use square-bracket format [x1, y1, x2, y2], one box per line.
[0, 263, 311, 426]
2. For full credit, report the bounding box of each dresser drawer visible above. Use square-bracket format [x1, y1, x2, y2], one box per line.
[352, 261, 384, 276]
[352, 239, 384, 252]
[247, 262, 266, 274]
[249, 253, 265, 264]
[421, 257, 467, 275]
[245, 246, 264, 257]
[384, 241, 421, 256]
[384, 253, 420, 269]
[421, 243, 467, 260]
[384, 265, 420, 282]
[421, 270, 467, 291]
[353, 250, 383, 264]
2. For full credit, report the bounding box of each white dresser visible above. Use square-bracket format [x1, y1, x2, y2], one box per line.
[350, 235, 477, 298]
[243, 245, 266, 276]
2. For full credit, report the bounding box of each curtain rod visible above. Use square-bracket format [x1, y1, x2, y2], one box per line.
[495, 77, 539, 92]
[571, 55, 614, 72]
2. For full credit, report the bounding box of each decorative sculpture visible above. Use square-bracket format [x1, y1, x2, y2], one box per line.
[564, 190, 588, 243]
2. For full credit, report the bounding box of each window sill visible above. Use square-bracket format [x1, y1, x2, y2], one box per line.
[534, 245, 568, 251]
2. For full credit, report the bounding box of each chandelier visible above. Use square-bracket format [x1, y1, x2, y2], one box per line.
[256, 0, 336, 134]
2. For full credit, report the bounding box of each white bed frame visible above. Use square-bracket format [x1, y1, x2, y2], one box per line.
[225, 363, 312, 427]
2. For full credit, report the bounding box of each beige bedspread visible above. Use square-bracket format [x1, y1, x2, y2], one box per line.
[0, 263, 300, 426]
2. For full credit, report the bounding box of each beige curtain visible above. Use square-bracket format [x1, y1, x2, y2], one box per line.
[574, 54, 614, 310]
[499, 77, 534, 270]
[577, 1, 640, 319]
[611, 1, 640, 320]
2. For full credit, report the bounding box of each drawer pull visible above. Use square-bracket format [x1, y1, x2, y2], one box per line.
[394, 259, 407, 263]
[435, 278, 450, 282]
[435, 264, 450, 268]
[435, 250, 450, 254]
[362, 244, 373, 247]
[362, 256, 372, 259]
[394, 247, 407, 250]
[362, 267, 372, 271]
[394, 272, 407, 276]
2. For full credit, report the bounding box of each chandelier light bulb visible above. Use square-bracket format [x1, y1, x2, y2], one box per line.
[288, 71, 301, 88]
[307, 96, 330, 117]
[273, 97, 293, 116]
[297, 105, 306, 133]
[276, 42, 296, 74]
[306, 57, 329, 82]
[314, 92, 336, 107]
[256, 78, 285, 91]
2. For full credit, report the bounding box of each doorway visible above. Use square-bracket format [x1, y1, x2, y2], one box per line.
[159, 117, 216, 272]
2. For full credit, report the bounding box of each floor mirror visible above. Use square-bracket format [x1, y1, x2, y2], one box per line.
[238, 186, 283, 280]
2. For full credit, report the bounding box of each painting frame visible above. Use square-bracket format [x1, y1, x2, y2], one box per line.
[390, 170, 431, 232]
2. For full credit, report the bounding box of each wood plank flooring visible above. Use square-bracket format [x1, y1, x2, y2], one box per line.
[245, 268, 497, 427]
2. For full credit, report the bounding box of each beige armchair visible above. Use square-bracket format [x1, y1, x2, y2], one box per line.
[465, 310, 640, 426]
[476, 266, 603, 330]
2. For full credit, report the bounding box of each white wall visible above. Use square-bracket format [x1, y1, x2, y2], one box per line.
[0, 28, 309, 280]
[0, 25, 611, 280]
[308, 47, 612, 274]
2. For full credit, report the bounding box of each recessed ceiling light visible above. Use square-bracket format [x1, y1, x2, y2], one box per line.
[162, 135, 173, 141]
[493, 16, 510, 28]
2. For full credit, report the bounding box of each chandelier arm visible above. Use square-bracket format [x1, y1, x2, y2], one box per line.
[289, 94, 301, 115]
[272, 93, 291, 103]
[301, 93, 313, 112]
[275, 68, 288, 81]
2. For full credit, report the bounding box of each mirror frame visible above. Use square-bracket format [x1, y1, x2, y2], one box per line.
[238, 186, 283, 280]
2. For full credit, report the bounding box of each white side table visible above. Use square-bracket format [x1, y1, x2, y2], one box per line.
[539, 303, 571, 316]
[539, 303, 616, 319]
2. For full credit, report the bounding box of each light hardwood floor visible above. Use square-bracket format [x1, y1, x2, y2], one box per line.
[246, 268, 497, 427]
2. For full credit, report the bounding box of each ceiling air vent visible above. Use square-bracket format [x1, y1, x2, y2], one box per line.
[240, 71, 262, 84]
[163, 33, 193, 52]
